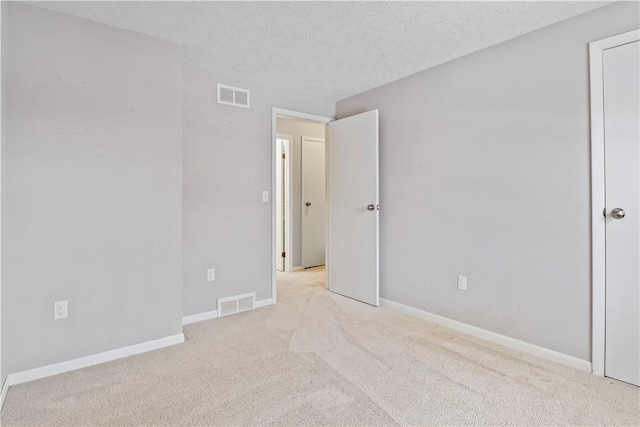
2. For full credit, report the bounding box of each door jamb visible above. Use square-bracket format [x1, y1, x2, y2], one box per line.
[276, 134, 293, 273]
[271, 108, 333, 304]
[301, 136, 326, 269]
[0, 1, 6, 402]
[589, 29, 640, 377]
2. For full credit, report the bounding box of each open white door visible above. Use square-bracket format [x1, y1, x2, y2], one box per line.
[302, 137, 326, 268]
[603, 40, 639, 386]
[327, 110, 379, 306]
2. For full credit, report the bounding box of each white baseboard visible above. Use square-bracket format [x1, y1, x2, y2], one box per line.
[380, 298, 591, 372]
[292, 266, 304, 272]
[0, 378, 8, 412]
[183, 298, 273, 326]
[182, 310, 218, 325]
[5, 333, 185, 390]
[255, 298, 273, 308]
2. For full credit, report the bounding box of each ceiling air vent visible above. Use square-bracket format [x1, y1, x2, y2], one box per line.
[217, 83, 250, 109]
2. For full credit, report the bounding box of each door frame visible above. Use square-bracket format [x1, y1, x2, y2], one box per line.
[0, 1, 4, 402]
[271, 108, 333, 304]
[275, 133, 292, 272]
[589, 28, 640, 377]
[301, 135, 326, 269]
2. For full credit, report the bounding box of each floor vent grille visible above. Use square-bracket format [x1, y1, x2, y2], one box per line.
[217, 292, 256, 317]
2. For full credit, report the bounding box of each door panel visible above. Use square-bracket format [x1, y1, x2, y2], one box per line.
[604, 40, 640, 386]
[302, 137, 326, 268]
[327, 110, 379, 306]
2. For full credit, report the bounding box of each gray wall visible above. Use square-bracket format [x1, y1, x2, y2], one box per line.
[2, 3, 183, 377]
[182, 65, 334, 317]
[336, 1, 640, 361]
[276, 118, 326, 268]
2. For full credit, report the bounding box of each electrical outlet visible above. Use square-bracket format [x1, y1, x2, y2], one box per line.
[457, 275, 467, 291]
[262, 191, 269, 202]
[207, 268, 215, 282]
[54, 300, 68, 320]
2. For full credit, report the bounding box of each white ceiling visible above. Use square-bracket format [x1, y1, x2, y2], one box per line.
[31, 1, 609, 101]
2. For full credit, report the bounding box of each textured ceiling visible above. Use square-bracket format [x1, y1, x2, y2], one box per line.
[31, 1, 609, 101]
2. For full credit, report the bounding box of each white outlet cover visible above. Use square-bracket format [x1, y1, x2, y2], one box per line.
[457, 275, 467, 291]
[54, 300, 68, 320]
[207, 268, 215, 282]
[262, 191, 269, 202]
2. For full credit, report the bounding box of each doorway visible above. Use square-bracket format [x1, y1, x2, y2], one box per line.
[590, 29, 640, 386]
[271, 108, 381, 307]
[271, 109, 332, 303]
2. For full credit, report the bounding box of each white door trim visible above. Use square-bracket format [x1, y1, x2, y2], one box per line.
[301, 136, 326, 269]
[271, 108, 333, 304]
[276, 134, 293, 272]
[589, 28, 640, 377]
[0, 0, 5, 398]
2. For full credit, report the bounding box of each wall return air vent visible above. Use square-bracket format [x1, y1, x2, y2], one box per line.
[217, 292, 256, 317]
[217, 83, 250, 109]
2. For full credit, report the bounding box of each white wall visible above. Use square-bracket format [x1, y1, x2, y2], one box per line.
[336, 1, 640, 361]
[2, 3, 183, 379]
[0, 3, 335, 381]
[182, 65, 334, 317]
[275, 118, 325, 268]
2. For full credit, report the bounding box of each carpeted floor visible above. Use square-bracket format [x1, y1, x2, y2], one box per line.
[1, 267, 639, 426]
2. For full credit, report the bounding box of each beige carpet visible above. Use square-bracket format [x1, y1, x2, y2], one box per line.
[2, 267, 639, 426]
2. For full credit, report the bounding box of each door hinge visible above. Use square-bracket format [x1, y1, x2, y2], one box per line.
[282, 252, 286, 258]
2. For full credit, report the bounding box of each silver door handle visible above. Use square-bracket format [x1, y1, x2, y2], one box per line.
[611, 208, 626, 219]
[305, 202, 311, 207]
[367, 204, 375, 211]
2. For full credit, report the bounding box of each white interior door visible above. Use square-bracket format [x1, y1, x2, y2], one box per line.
[604, 40, 640, 386]
[327, 110, 379, 306]
[302, 137, 326, 268]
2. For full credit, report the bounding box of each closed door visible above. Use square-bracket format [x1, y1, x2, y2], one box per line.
[604, 40, 639, 386]
[301, 137, 326, 268]
[327, 110, 379, 306]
